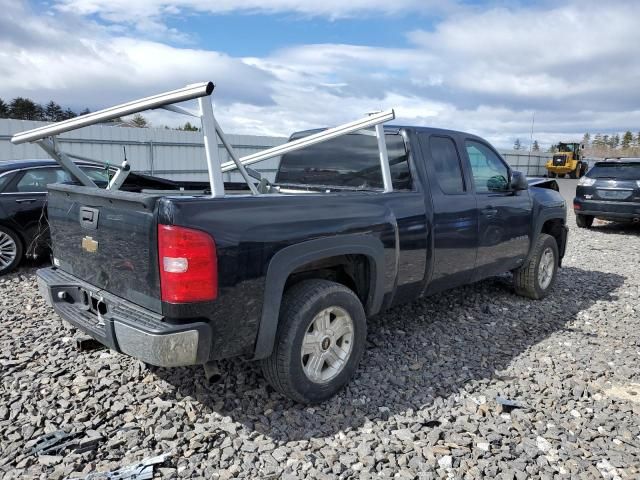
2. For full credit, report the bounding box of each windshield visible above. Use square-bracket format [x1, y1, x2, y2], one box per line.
[586, 163, 640, 180]
[557, 144, 576, 153]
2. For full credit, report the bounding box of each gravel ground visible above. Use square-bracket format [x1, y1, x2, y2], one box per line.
[1, 179, 639, 479]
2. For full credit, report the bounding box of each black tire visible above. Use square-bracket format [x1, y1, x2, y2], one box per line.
[0, 226, 23, 275]
[260, 279, 367, 404]
[558, 173, 566, 178]
[581, 163, 588, 176]
[569, 166, 578, 179]
[513, 233, 559, 300]
[576, 214, 594, 228]
[548, 172, 557, 178]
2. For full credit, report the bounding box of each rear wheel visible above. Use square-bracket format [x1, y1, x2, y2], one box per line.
[513, 233, 559, 300]
[0, 226, 23, 275]
[558, 173, 566, 178]
[261, 279, 367, 404]
[576, 214, 594, 228]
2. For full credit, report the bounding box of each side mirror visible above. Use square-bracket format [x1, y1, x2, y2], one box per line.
[510, 171, 528, 191]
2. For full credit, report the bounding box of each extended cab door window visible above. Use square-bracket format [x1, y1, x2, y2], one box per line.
[429, 136, 466, 194]
[465, 140, 509, 193]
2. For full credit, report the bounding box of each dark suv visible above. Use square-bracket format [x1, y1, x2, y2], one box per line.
[574, 158, 640, 227]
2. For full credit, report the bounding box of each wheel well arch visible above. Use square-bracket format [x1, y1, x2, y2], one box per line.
[538, 217, 567, 263]
[541, 218, 564, 249]
[284, 254, 371, 308]
[252, 235, 385, 360]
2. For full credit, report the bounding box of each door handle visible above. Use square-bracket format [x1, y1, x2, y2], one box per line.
[15, 198, 38, 204]
[481, 206, 498, 216]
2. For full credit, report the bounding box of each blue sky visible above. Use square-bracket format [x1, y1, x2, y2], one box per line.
[165, 13, 438, 56]
[2, 0, 640, 148]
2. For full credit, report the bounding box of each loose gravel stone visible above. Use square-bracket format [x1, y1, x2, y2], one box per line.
[0, 182, 639, 478]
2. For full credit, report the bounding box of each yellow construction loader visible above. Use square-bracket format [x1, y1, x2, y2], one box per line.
[545, 142, 587, 178]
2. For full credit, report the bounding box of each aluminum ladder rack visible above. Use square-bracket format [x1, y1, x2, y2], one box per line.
[11, 81, 396, 196]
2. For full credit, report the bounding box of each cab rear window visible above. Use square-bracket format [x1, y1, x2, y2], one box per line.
[276, 133, 412, 190]
[587, 163, 640, 180]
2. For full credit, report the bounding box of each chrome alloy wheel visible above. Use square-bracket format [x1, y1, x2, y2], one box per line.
[301, 306, 354, 383]
[538, 247, 555, 290]
[0, 231, 17, 271]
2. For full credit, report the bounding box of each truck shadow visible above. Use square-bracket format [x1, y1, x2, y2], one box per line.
[154, 266, 624, 442]
[588, 221, 640, 236]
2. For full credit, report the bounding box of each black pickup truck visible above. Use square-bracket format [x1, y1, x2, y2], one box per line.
[36, 126, 567, 403]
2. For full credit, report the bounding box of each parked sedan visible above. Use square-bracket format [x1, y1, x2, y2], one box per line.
[574, 158, 640, 227]
[0, 159, 111, 274]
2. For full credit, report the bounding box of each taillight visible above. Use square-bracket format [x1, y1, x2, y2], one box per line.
[158, 225, 217, 303]
[573, 203, 581, 210]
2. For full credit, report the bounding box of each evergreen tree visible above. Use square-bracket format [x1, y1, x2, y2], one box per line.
[582, 133, 590, 145]
[532, 140, 540, 151]
[622, 131, 633, 149]
[0, 98, 8, 118]
[593, 133, 603, 147]
[636, 132, 640, 147]
[179, 122, 199, 132]
[513, 138, 522, 150]
[602, 134, 610, 147]
[61, 108, 77, 120]
[44, 101, 64, 122]
[79, 108, 91, 116]
[9, 97, 43, 120]
[130, 114, 149, 128]
[612, 134, 620, 148]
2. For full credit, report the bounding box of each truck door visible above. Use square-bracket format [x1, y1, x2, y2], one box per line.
[463, 139, 532, 279]
[418, 133, 478, 294]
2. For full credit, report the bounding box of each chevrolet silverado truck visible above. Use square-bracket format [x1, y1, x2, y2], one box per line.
[15, 84, 568, 404]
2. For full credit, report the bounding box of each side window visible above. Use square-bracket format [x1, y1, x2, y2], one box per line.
[16, 168, 72, 192]
[429, 136, 465, 194]
[465, 140, 509, 193]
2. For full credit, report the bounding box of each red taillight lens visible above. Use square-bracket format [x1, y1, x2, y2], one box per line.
[573, 203, 581, 210]
[158, 225, 217, 303]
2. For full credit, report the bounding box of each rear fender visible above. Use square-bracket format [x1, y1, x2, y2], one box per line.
[252, 234, 386, 360]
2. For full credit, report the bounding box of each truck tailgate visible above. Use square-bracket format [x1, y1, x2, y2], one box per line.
[47, 184, 162, 313]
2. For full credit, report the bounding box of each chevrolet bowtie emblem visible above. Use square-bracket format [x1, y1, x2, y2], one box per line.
[82, 236, 98, 253]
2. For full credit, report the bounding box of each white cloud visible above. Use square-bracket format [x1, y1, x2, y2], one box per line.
[1, 0, 640, 150]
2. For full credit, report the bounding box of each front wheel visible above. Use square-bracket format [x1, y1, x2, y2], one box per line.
[0, 226, 23, 275]
[513, 233, 559, 300]
[260, 279, 367, 404]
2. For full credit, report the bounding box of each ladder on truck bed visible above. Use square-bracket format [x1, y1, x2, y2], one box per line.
[10, 81, 396, 196]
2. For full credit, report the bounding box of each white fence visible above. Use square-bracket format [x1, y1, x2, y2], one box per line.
[0, 119, 286, 182]
[501, 150, 552, 177]
[0, 119, 551, 181]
